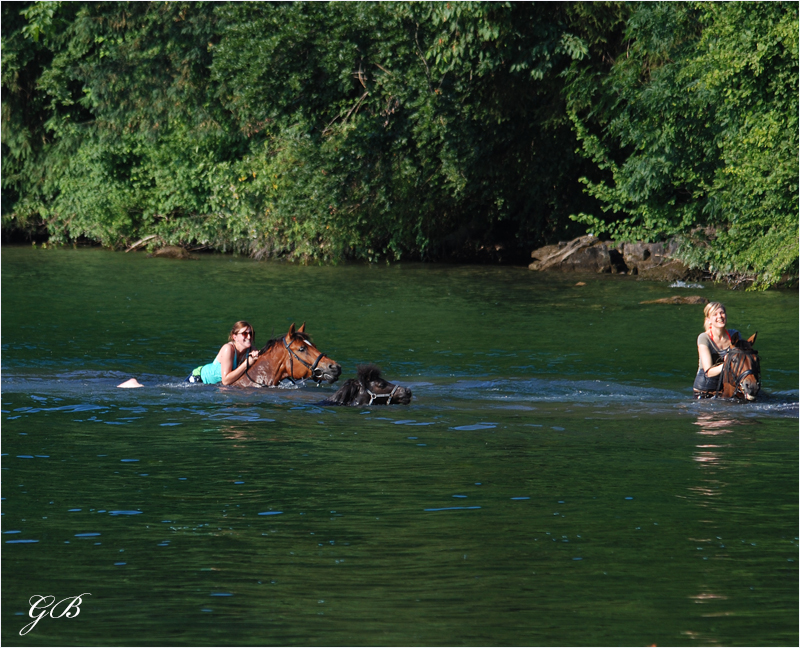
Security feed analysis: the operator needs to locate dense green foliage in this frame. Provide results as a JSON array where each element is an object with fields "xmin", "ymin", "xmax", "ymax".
[
  {"xmin": 2, "ymin": 2, "xmax": 797, "ymax": 286},
  {"xmin": 566, "ymin": 2, "xmax": 798, "ymax": 288}
]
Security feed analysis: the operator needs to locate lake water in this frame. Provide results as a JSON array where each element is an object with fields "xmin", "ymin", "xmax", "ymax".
[{"xmin": 2, "ymin": 247, "xmax": 797, "ymax": 646}]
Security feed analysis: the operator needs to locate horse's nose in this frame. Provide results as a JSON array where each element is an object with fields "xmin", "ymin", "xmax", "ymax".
[
  {"xmin": 313, "ymin": 360, "xmax": 341, "ymax": 382},
  {"xmin": 742, "ymin": 382, "xmax": 760, "ymax": 398}
]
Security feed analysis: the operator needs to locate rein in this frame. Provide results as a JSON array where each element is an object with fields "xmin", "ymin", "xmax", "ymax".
[
  {"xmin": 240, "ymin": 347, "xmax": 266, "ymax": 385},
  {"xmin": 240, "ymin": 336, "xmax": 328, "ymax": 386},
  {"xmin": 715, "ymin": 347, "xmax": 760, "ymax": 398},
  {"xmin": 700, "ymin": 347, "xmax": 761, "ymax": 398},
  {"xmin": 366, "ymin": 384, "xmax": 400, "ymax": 405}
]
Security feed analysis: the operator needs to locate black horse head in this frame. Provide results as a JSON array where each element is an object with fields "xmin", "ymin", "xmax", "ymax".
[{"xmin": 322, "ymin": 364, "xmax": 412, "ymax": 406}]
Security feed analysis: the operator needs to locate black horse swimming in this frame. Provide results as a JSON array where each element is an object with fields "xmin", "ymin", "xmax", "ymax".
[{"xmin": 322, "ymin": 364, "xmax": 412, "ymax": 406}]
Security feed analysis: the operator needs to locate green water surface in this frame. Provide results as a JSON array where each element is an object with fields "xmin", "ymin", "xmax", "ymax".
[{"xmin": 2, "ymin": 247, "xmax": 797, "ymax": 646}]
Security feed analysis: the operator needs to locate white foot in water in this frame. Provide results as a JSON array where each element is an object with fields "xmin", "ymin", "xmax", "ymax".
[{"xmin": 117, "ymin": 378, "xmax": 144, "ymax": 389}]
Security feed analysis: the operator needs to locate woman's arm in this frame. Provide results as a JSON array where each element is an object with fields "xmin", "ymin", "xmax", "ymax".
[
  {"xmin": 698, "ymin": 343, "xmax": 723, "ymax": 377},
  {"xmin": 219, "ymin": 345, "xmax": 260, "ymax": 385}
]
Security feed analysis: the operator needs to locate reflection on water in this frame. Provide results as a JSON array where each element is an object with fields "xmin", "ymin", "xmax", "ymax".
[
  {"xmin": 693, "ymin": 413, "xmax": 740, "ymax": 435},
  {"xmin": 221, "ymin": 425, "xmax": 258, "ymax": 445},
  {"xmin": 691, "ymin": 418, "xmax": 734, "ymax": 479},
  {"xmin": 690, "ymin": 414, "xmax": 733, "ymax": 504},
  {"xmin": 2, "ymin": 248, "xmax": 797, "ymax": 646},
  {"xmin": 683, "ymin": 413, "xmax": 769, "ymax": 647}
]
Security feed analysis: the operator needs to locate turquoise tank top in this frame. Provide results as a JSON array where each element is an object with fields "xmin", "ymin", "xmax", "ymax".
[{"xmin": 200, "ymin": 347, "xmax": 239, "ymax": 384}]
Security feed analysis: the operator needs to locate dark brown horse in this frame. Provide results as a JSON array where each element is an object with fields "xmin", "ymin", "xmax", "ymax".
[
  {"xmin": 234, "ymin": 323, "xmax": 341, "ymax": 387},
  {"xmin": 322, "ymin": 364, "xmax": 412, "ymax": 406},
  {"xmin": 718, "ymin": 332, "xmax": 760, "ymax": 400}
]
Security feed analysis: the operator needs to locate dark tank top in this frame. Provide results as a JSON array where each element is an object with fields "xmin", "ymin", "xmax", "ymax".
[{"xmin": 697, "ymin": 329, "xmax": 739, "ymax": 368}]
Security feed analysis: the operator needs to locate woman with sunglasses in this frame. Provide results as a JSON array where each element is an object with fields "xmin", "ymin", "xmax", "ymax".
[{"xmin": 187, "ymin": 321, "xmax": 260, "ymax": 385}]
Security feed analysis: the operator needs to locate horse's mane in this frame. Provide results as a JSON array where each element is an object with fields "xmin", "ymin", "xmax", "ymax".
[
  {"xmin": 321, "ymin": 365, "xmax": 384, "ymax": 406},
  {"xmin": 356, "ymin": 364, "xmax": 383, "ymax": 385},
  {"xmin": 259, "ymin": 331, "xmax": 312, "ymax": 355},
  {"xmin": 321, "ymin": 378, "xmax": 360, "ymax": 405}
]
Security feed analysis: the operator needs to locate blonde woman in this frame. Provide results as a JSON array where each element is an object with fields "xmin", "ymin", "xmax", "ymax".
[
  {"xmin": 693, "ymin": 302, "xmax": 739, "ymax": 397},
  {"xmin": 187, "ymin": 321, "xmax": 260, "ymax": 385}
]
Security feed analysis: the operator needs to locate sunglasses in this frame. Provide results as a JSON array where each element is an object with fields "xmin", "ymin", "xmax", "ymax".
[{"xmin": 237, "ymin": 330, "xmax": 253, "ymax": 338}]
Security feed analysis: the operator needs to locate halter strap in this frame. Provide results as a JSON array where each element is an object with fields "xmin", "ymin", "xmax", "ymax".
[{"xmin": 366, "ymin": 384, "xmax": 400, "ymax": 405}]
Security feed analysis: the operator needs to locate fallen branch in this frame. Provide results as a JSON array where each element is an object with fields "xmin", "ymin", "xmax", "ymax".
[{"xmin": 125, "ymin": 234, "xmax": 160, "ymax": 252}]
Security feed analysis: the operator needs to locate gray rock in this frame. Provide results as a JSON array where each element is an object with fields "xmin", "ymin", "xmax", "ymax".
[
  {"xmin": 637, "ymin": 260, "xmax": 694, "ymax": 281},
  {"xmin": 530, "ymin": 235, "xmax": 696, "ymax": 280},
  {"xmin": 621, "ymin": 240, "xmax": 680, "ymax": 274},
  {"xmin": 529, "ymin": 235, "xmax": 615, "ymax": 273}
]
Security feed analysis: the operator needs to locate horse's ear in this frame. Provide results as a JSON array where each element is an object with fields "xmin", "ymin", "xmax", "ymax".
[
  {"xmin": 298, "ymin": 322, "xmax": 306, "ymax": 333},
  {"xmin": 748, "ymin": 332, "xmax": 757, "ymax": 345},
  {"xmin": 288, "ymin": 323, "xmax": 296, "ymax": 338}
]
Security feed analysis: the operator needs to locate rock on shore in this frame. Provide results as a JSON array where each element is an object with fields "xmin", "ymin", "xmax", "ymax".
[
  {"xmin": 148, "ymin": 246, "xmax": 197, "ymax": 260},
  {"xmin": 639, "ymin": 295, "xmax": 708, "ymax": 305},
  {"xmin": 529, "ymin": 235, "xmax": 696, "ymax": 281}
]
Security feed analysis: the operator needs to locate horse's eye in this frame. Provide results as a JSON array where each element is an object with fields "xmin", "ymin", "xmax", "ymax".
[{"xmin": 298, "ymin": 345, "xmax": 306, "ymax": 352}]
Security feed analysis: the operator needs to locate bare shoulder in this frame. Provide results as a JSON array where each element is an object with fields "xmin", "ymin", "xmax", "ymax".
[{"xmin": 215, "ymin": 342, "xmax": 235, "ymax": 363}]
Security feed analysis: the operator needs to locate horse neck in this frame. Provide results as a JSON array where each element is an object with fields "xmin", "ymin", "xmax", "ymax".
[{"xmin": 253, "ymin": 344, "xmax": 293, "ymax": 386}]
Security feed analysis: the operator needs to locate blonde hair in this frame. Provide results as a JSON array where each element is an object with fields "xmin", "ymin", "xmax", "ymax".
[{"xmin": 228, "ymin": 320, "xmax": 255, "ymax": 343}]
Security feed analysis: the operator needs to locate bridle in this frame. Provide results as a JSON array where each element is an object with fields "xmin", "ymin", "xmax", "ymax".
[
  {"xmin": 239, "ymin": 330, "xmax": 335, "ymax": 387},
  {"xmin": 282, "ymin": 336, "xmax": 329, "ymax": 383},
  {"xmin": 366, "ymin": 384, "xmax": 400, "ymax": 405},
  {"xmin": 718, "ymin": 347, "xmax": 761, "ymax": 398}
]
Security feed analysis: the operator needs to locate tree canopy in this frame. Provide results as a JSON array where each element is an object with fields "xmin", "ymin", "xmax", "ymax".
[
  {"xmin": 565, "ymin": 2, "xmax": 798, "ymax": 288},
  {"xmin": 2, "ymin": 2, "xmax": 797, "ymax": 287}
]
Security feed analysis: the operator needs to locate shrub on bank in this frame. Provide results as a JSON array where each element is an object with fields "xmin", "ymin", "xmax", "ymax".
[{"xmin": 2, "ymin": 2, "xmax": 796, "ymax": 287}]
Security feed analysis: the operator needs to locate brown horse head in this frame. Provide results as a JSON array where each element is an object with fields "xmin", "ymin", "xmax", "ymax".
[
  {"xmin": 322, "ymin": 364, "xmax": 413, "ymax": 406},
  {"xmin": 721, "ymin": 332, "xmax": 760, "ymax": 400},
  {"xmin": 283, "ymin": 322, "xmax": 342, "ymax": 383},
  {"xmin": 237, "ymin": 323, "xmax": 341, "ymax": 387}
]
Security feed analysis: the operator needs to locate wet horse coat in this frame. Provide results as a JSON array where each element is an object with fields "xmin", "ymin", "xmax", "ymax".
[
  {"xmin": 697, "ymin": 332, "xmax": 760, "ymax": 401},
  {"xmin": 234, "ymin": 323, "xmax": 341, "ymax": 387},
  {"xmin": 322, "ymin": 365, "xmax": 412, "ymax": 406},
  {"xmin": 718, "ymin": 333, "xmax": 760, "ymax": 400}
]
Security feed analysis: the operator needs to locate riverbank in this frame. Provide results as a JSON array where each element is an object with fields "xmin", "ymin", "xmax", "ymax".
[
  {"xmin": 3, "ymin": 3, "xmax": 795, "ymax": 292},
  {"xmin": 528, "ymin": 235, "xmax": 799, "ymax": 290},
  {"xmin": 9, "ymin": 236, "xmax": 797, "ymax": 291}
]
